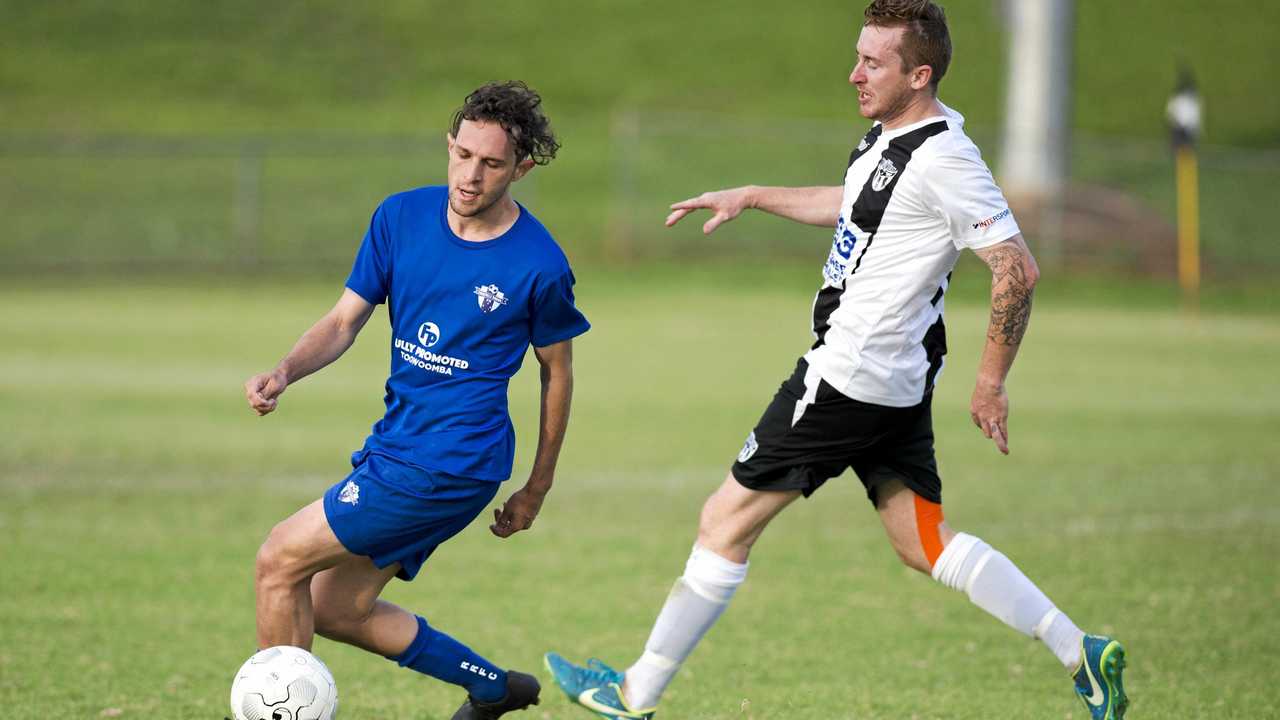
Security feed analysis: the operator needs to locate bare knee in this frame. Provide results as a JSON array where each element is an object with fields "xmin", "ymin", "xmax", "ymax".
[
  {"xmin": 694, "ymin": 475, "xmax": 798, "ymax": 563},
  {"xmin": 255, "ymin": 524, "xmax": 309, "ymax": 592}
]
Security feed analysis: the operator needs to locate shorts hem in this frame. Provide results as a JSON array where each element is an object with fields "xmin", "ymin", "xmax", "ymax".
[
  {"xmin": 856, "ymin": 466, "xmax": 942, "ymax": 506},
  {"xmin": 731, "ymin": 464, "xmax": 831, "ymax": 499}
]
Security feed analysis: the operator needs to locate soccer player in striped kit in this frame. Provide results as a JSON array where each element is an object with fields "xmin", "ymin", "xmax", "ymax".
[{"xmin": 547, "ymin": 2, "xmax": 1127, "ymax": 719}]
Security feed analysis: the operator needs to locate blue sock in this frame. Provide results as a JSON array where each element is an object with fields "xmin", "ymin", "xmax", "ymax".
[{"xmin": 389, "ymin": 615, "xmax": 508, "ymax": 702}]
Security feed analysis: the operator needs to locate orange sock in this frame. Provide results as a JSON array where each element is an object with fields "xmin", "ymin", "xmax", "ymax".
[{"xmin": 913, "ymin": 494, "xmax": 945, "ymax": 568}]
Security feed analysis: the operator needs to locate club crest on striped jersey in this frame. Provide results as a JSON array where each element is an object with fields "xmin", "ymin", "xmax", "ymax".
[
  {"xmin": 871, "ymin": 157, "xmax": 899, "ymax": 191},
  {"xmin": 474, "ymin": 284, "xmax": 509, "ymax": 313}
]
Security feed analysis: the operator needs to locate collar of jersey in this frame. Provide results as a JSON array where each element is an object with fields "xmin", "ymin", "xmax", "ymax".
[
  {"xmin": 439, "ymin": 195, "xmax": 527, "ymax": 250},
  {"xmin": 874, "ymin": 101, "xmax": 962, "ymax": 139}
]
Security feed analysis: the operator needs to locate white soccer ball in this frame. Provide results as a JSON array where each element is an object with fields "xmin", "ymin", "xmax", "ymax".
[{"xmin": 229, "ymin": 646, "xmax": 338, "ymax": 720}]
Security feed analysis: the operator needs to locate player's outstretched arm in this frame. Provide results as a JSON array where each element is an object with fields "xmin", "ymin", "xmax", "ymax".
[
  {"xmin": 666, "ymin": 185, "xmax": 843, "ymax": 234},
  {"xmin": 970, "ymin": 234, "xmax": 1039, "ymax": 455},
  {"xmin": 244, "ymin": 288, "xmax": 376, "ymax": 416},
  {"xmin": 490, "ymin": 338, "xmax": 574, "ymax": 538}
]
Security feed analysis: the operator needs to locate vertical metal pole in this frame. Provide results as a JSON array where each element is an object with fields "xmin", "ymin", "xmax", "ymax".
[
  {"xmin": 1168, "ymin": 67, "xmax": 1202, "ymax": 310},
  {"xmin": 1000, "ymin": 0, "xmax": 1073, "ymax": 269},
  {"xmin": 1175, "ymin": 145, "xmax": 1201, "ymax": 305}
]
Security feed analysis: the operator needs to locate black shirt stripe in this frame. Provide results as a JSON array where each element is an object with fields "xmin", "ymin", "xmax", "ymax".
[
  {"xmin": 922, "ymin": 314, "xmax": 947, "ymax": 395},
  {"xmin": 810, "ymin": 283, "xmax": 845, "ymax": 350},
  {"xmin": 847, "ymin": 121, "xmax": 948, "ymax": 274},
  {"xmin": 846, "ymin": 125, "xmax": 883, "ymax": 170},
  {"xmin": 812, "ymin": 120, "xmax": 949, "ymax": 351}
]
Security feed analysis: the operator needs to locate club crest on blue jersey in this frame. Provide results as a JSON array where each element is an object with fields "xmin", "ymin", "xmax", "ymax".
[
  {"xmin": 417, "ymin": 321, "xmax": 441, "ymax": 347},
  {"xmin": 871, "ymin": 157, "xmax": 899, "ymax": 191},
  {"xmin": 474, "ymin": 284, "xmax": 509, "ymax": 314}
]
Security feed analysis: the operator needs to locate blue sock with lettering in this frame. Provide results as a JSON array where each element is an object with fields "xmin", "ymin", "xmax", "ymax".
[{"xmin": 389, "ymin": 615, "xmax": 508, "ymax": 702}]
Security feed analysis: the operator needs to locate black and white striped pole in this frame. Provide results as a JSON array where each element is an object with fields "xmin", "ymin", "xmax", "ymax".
[{"xmin": 1167, "ymin": 68, "xmax": 1201, "ymax": 307}]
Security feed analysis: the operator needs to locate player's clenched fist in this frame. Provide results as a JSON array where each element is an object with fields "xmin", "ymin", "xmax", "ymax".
[
  {"xmin": 489, "ymin": 486, "xmax": 546, "ymax": 538},
  {"xmin": 245, "ymin": 369, "xmax": 288, "ymax": 416}
]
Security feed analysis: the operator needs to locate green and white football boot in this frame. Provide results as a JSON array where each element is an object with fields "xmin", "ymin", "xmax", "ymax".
[{"xmin": 1072, "ymin": 634, "xmax": 1128, "ymax": 719}]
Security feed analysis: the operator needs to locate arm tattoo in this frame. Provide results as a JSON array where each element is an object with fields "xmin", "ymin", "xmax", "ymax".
[{"xmin": 982, "ymin": 245, "xmax": 1034, "ymax": 346}]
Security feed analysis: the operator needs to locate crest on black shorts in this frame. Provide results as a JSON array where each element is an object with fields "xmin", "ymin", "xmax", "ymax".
[
  {"xmin": 474, "ymin": 284, "xmax": 509, "ymax": 313},
  {"xmin": 737, "ymin": 432, "xmax": 759, "ymax": 463}
]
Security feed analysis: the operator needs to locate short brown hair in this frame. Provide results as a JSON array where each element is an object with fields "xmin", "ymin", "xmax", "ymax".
[
  {"xmin": 863, "ymin": 0, "xmax": 952, "ymax": 91},
  {"xmin": 450, "ymin": 81, "xmax": 560, "ymax": 165}
]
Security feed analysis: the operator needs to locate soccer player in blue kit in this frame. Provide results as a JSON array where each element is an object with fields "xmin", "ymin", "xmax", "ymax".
[{"xmin": 243, "ymin": 81, "xmax": 588, "ymax": 719}]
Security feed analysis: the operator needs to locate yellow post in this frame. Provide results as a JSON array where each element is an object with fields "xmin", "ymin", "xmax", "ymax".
[{"xmin": 1175, "ymin": 144, "xmax": 1200, "ymax": 306}]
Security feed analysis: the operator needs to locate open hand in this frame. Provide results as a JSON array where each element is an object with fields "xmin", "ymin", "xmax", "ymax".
[{"xmin": 665, "ymin": 188, "xmax": 754, "ymax": 235}]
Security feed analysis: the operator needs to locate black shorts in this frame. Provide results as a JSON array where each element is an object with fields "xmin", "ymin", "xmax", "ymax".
[{"xmin": 731, "ymin": 358, "xmax": 941, "ymax": 506}]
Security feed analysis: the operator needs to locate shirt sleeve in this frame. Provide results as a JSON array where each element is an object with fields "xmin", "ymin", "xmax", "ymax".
[
  {"xmin": 922, "ymin": 148, "xmax": 1021, "ymax": 251},
  {"xmin": 345, "ymin": 199, "xmax": 395, "ymax": 305},
  {"xmin": 529, "ymin": 269, "xmax": 591, "ymax": 347}
]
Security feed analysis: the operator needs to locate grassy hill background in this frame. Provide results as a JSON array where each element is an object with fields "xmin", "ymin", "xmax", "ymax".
[
  {"xmin": 1, "ymin": 0, "xmax": 1277, "ymax": 278},
  {"xmin": 3, "ymin": 0, "xmax": 1276, "ymax": 141}
]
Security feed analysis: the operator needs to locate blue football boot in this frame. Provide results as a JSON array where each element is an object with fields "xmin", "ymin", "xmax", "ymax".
[
  {"xmin": 544, "ymin": 653, "xmax": 655, "ymax": 719},
  {"xmin": 544, "ymin": 653, "xmax": 623, "ymax": 701},
  {"xmin": 1072, "ymin": 635, "xmax": 1128, "ymax": 719}
]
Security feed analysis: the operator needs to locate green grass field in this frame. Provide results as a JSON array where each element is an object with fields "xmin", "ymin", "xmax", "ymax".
[{"xmin": 2, "ymin": 265, "xmax": 1278, "ymax": 718}]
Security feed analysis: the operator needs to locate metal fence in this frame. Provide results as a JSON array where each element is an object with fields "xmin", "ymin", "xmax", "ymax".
[
  {"xmin": 0, "ymin": 134, "xmax": 450, "ymax": 273},
  {"xmin": 2, "ymin": 119, "xmax": 1276, "ymax": 277},
  {"xmin": 604, "ymin": 111, "xmax": 1280, "ymax": 277}
]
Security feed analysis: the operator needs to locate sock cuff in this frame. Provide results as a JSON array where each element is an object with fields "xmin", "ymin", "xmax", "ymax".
[
  {"xmin": 930, "ymin": 532, "xmax": 987, "ymax": 590},
  {"xmin": 389, "ymin": 615, "xmax": 432, "ymax": 666},
  {"xmin": 930, "ymin": 532, "xmax": 977, "ymax": 583},
  {"xmin": 637, "ymin": 649, "xmax": 681, "ymax": 671},
  {"xmin": 683, "ymin": 544, "xmax": 748, "ymax": 602}
]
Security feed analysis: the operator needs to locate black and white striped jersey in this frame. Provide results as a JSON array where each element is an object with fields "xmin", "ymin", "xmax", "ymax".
[{"xmin": 805, "ymin": 103, "xmax": 1020, "ymax": 407}]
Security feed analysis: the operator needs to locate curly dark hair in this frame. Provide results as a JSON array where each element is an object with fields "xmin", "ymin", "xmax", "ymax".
[
  {"xmin": 449, "ymin": 81, "xmax": 560, "ymax": 166},
  {"xmin": 863, "ymin": 0, "xmax": 952, "ymax": 91}
]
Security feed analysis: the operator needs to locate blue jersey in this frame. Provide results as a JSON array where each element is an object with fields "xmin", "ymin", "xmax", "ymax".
[{"xmin": 345, "ymin": 185, "xmax": 590, "ymax": 481}]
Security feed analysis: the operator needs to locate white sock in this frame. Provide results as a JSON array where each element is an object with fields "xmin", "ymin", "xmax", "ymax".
[
  {"xmin": 624, "ymin": 544, "xmax": 748, "ymax": 709},
  {"xmin": 932, "ymin": 533, "xmax": 1084, "ymax": 670}
]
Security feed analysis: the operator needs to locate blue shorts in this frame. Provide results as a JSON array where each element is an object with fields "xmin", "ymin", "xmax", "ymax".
[{"xmin": 322, "ymin": 451, "xmax": 501, "ymax": 581}]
